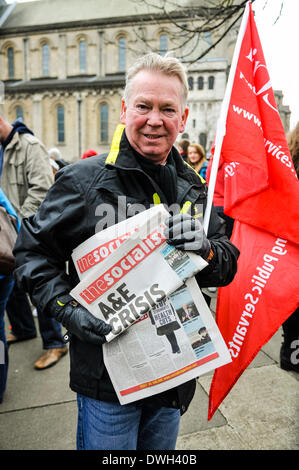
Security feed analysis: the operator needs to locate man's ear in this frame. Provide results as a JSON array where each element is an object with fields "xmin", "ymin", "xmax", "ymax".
[
  {"xmin": 120, "ymin": 99, "xmax": 127, "ymax": 124},
  {"xmin": 179, "ymin": 107, "xmax": 189, "ymax": 134}
]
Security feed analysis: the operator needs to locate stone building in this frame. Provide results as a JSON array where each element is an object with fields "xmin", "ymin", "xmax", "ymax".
[
  {"xmin": 274, "ymin": 90, "xmax": 291, "ymax": 133},
  {"xmin": 0, "ymin": 0, "xmax": 254, "ymax": 161}
]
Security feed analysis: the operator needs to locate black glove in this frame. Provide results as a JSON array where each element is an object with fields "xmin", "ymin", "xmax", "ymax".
[
  {"xmin": 164, "ymin": 213, "xmax": 211, "ymax": 260},
  {"xmin": 48, "ymin": 294, "xmax": 112, "ymax": 345}
]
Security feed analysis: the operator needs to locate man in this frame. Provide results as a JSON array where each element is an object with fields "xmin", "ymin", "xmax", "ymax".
[
  {"xmin": 14, "ymin": 53, "xmax": 239, "ymax": 450},
  {"xmin": 0, "ymin": 116, "xmax": 68, "ymax": 369}
]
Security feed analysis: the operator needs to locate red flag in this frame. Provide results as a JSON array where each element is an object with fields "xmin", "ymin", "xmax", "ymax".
[
  {"xmin": 208, "ymin": 223, "xmax": 299, "ymax": 420},
  {"xmin": 219, "ymin": 2, "xmax": 298, "ymax": 245},
  {"xmin": 208, "ymin": 2, "xmax": 299, "ymax": 420}
]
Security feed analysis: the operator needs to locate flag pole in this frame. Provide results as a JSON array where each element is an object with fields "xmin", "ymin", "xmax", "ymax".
[{"xmin": 203, "ymin": 1, "xmax": 251, "ymax": 234}]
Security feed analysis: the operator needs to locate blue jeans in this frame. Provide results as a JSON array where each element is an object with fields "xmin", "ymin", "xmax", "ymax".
[
  {"xmin": 76, "ymin": 394, "xmax": 181, "ymax": 450},
  {"xmin": 6, "ymin": 283, "xmax": 65, "ymax": 349},
  {"xmin": 0, "ymin": 276, "xmax": 14, "ymax": 403}
]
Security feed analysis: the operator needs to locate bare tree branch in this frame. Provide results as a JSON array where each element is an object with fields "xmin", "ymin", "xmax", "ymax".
[
  {"xmin": 127, "ymin": 0, "xmax": 252, "ymax": 63},
  {"xmin": 126, "ymin": 0, "xmax": 285, "ymax": 64}
]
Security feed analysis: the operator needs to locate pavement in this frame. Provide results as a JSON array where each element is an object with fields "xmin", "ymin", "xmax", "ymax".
[{"xmin": 0, "ymin": 290, "xmax": 298, "ymax": 451}]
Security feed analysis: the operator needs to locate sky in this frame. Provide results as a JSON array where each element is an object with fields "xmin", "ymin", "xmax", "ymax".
[
  {"xmin": 5, "ymin": 0, "xmax": 298, "ymax": 130},
  {"xmin": 252, "ymin": 0, "xmax": 299, "ymax": 130}
]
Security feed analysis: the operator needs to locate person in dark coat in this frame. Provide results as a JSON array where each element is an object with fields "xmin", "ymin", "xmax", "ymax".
[
  {"xmin": 280, "ymin": 122, "xmax": 299, "ymax": 373},
  {"xmin": 13, "ymin": 53, "xmax": 239, "ymax": 450}
]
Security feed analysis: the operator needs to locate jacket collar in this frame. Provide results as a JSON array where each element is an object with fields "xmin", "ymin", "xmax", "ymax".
[
  {"xmin": 5, "ymin": 132, "xmax": 22, "ymax": 151},
  {"xmin": 3, "ymin": 120, "xmax": 34, "ymax": 152}
]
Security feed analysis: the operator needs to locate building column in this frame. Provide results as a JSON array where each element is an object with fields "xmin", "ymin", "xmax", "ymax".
[
  {"xmin": 59, "ymin": 33, "xmax": 67, "ymax": 79},
  {"xmin": 32, "ymin": 94, "xmax": 43, "ymax": 140},
  {"xmin": 98, "ymin": 30, "xmax": 105, "ymax": 76},
  {"xmin": 23, "ymin": 37, "xmax": 29, "ymax": 81}
]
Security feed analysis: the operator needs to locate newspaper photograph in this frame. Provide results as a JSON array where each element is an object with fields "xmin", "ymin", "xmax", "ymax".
[{"xmin": 71, "ymin": 205, "xmax": 207, "ymax": 342}]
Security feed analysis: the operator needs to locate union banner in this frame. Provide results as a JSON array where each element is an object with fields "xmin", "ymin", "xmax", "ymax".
[{"xmin": 207, "ymin": 1, "xmax": 299, "ymax": 420}]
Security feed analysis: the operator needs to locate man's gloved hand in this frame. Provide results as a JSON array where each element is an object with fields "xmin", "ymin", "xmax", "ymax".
[
  {"xmin": 48, "ymin": 294, "xmax": 112, "ymax": 345},
  {"xmin": 164, "ymin": 213, "xmax": 211, "ymax": 260}
]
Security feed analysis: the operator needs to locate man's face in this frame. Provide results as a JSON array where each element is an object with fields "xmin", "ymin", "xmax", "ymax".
[
  {"xmin": 120, "ymin": 70, "xmax": 189, "ymax": 164},
  {"xmin": 0, "ymin": 118, "xmax": 5, "ymax": 142},
  {"xmin": 0, "ymin": 117, "xmax": 12, "ymax": 143}
]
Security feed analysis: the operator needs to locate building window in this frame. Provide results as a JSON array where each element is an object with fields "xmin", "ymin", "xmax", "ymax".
[
  {"xmin": 203, "ymin": 31, "xmax": 212, "ymax": 45},
  {"xmin": 42, "ymin": 43, "xmax": 50, "ymax": 76},
  {"xmin": 208, "ymin": 76, "xmax": 215, "ymax": 90},
  {"xmin": 159, "ymin": 34, "xmax": 168, "ymax": 56},
  {"xmin": 16, "ymin": 106, "xmax": 24, "ymax": 122},
  {"xmin": 57, "ymin": 105, "xmax": 65, "ymax": 143},
  {"xmin": 79, "ymin": 40, "xmax": 87, "ymax": 74},
  {"xmin": 199, "ymin": 132, "xmax": 207, "ymax": 150},
  {"xmin": 118, "ymin": 37, "xmax": 126, "ymax": 72},
  {"xmin": 188, "ymin": 76, "xmax": 194, "ymax": 91},
  {"xmin": 100, "ymin": 103, "xmax": 109, "ymax": 142},
  {"xmin": 7, "ymin": 47, "xmax": 14, "ymax": 78},
  {"xmin": 198, "ymin": 76, "xmax": 204, "ymax": 90}
]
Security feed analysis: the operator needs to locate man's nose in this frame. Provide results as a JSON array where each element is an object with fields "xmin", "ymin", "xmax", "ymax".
[{"xmin": 147, "ymin": 109, "xmax": 163, "ymax": 126}]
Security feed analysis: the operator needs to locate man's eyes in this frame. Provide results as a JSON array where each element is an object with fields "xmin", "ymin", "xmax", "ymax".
[
  {"xmin": 135, "ymin": 104, "xmax": 176, "ymax": 114},
  {"xmin": 136, "ymin": 104, "xmax": 149, "ymax": 111},
  {"xmin": 164, "ymin": 108, "xmax": 175, "ymax": 114}
]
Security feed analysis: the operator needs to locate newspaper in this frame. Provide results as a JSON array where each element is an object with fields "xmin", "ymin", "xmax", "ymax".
[
  {"xmin": 71, "ymin": 205, "xmax": 231, "ymax": 404},
  {"xmin": 71, "ymin": 205, "xmax": 207, "ymax": 342}
]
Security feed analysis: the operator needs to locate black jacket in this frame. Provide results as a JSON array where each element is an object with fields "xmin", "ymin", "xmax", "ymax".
[{"xmin": 14, "ymin": 129, "xmax": 239, "ymax": 414}]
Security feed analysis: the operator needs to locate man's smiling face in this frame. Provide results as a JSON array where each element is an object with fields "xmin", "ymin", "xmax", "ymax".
[{"xmin": 120, "ymin": 69, "xmax": 189, "ymax": 164}]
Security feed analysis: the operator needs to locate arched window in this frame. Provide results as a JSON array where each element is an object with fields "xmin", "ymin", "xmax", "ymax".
[
  {"xmin": 198, "ymin": 76, "xmax": 204, "ymax": 90},
  {"xmin": 100, "ymin": 103, "xmax": 109, "ymax": 142},
  {"xmin": 188, "ymin": 76, "xmax": 194, "ymax": 91},
  {"xmin": 203, "ymin": 31, "xmax": 212, "ymax": 45},
  {"xmin": 79, "ymin": 40, "xmax": 87, "ymax": 74},
  {"xmin": 159, "ymin": 34, "xmax": 168, "ymax": 56},
  {"xmin": 118, "ymin": 37, "xmax": 126, "ymax": 72},
  {"xmin": 208, "ymin": 75, "xmax": 215, "ymax": 90},
  {"xmin": 7, "ymin": 47, "xmax": 14, "ymax": 78},
  {"xmin": 57, "ymin": 105, "xmax": 65, "ymax": 143},
  {"xmin": 16, "ymin": 106, "xmax": 24, "ymax": 122},
  {"xmin": 42, "ymin": 43, "xmax": 50, "ymax": 76}
]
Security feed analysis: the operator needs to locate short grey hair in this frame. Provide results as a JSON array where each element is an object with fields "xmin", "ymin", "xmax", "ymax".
[
  {"xmin": 48, "ymin": 147, "xmax": 62, "ymax": 160},
  {"xmin": 123, "ymin": 52, "xmax": 189, "ymax": 110}
]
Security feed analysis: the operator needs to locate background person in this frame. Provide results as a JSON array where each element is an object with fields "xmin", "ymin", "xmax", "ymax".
[
  {"xmin": 0, "ymin": 116, "xmax": 68, "ymax": 370},
  {"xmin": 81, "ymin": 149, "xmax": 98, "ymax": 160},
  {"xmin": 177, "ymin": 138, "xmax": 190, "ymax": 162},
  {"xmin": 0, "ymin": 188, "xmax": 20, "ymax": 404},
  {"xmin": 48, "ymin": 147, "xmax": 69, "ymax": 169},
  {"xmin": 187, "ymin": 143, "xmax": 208, "ymax": 180},
  {"xmin": 280, "ymin": 122, "xmax": 299, "ymax": 373}
]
